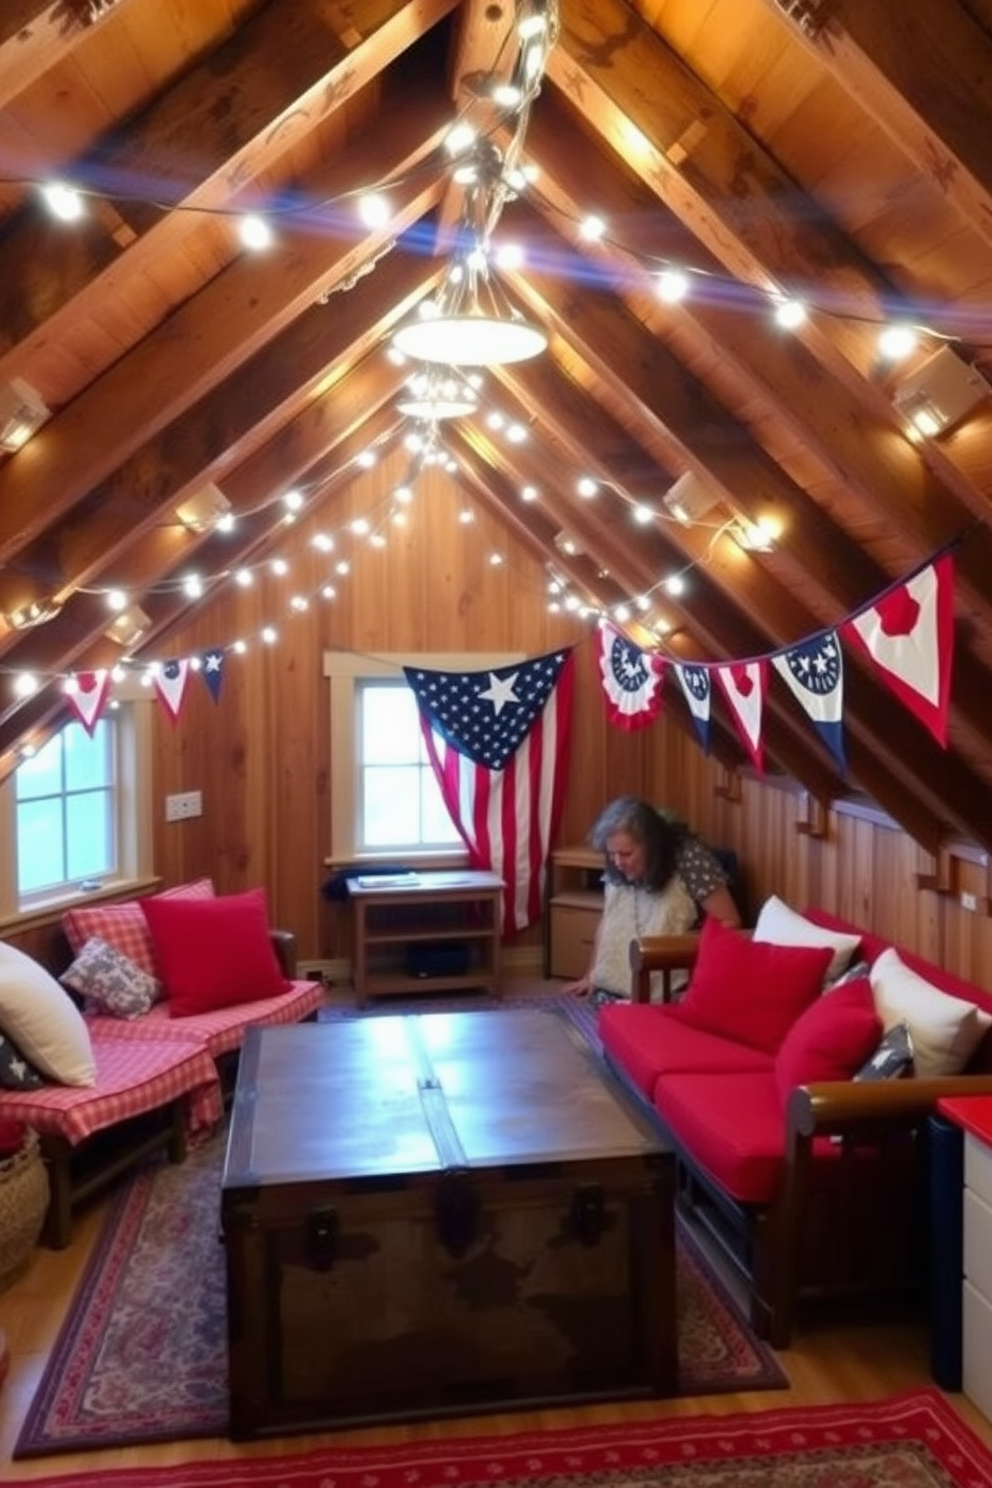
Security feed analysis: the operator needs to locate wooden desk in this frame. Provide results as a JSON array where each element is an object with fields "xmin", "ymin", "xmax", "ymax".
[{"xmin": 346, "ymin": 869, "xmax": 504, "ymax": 1005}]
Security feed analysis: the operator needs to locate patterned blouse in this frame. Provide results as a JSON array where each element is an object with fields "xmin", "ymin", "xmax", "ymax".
[{"xmin": 590, "ymin": 836, "xmax": 728, "ymax": 999}]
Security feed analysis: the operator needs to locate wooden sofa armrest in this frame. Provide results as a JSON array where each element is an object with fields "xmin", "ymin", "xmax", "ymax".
[
  {"xmin": 787, "ymin": 1073, "xmax": 992, "ymax": 1138},
  {"xmin": 269, "ymin": 929, "xmax": 297, "ymax": 978},
  {"xmin": 629, "ymin": 933, "xmax": 700, "ymax": 1004}
]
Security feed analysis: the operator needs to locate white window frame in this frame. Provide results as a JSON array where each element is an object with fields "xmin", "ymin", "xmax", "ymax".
[
  {"xmin": 323, "ymin": 650, "xmax": 522, "ymax": 868},
  {"xmin": 0, "ymin": 699, "xmax": 155, "ymax": 929}
]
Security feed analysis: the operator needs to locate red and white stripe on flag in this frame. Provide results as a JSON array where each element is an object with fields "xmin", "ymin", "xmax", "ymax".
[
  {"xmin": 66, "ymin": 670, "xmax": 112, "ymax": 736},
  {"xmin": 840, "ymin": 552, "xmax": 955, "ymax": 748},
  {"xmin": 714, "ymin": 659, "xmax": 768, "ymax": 772},
  {"xmin": 421, "ymin": 653, "xmax": 575, "ymax": 934}
]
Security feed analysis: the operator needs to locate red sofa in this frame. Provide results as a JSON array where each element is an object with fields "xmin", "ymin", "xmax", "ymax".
[{"xmin": 598, "ymin": 909, "xmax": 992, "ymax": 1347}]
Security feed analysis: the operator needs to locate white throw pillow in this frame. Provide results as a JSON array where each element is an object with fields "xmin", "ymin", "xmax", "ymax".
[
  {"xmin": 0, "ymin": 941, "xmax": 96, "ymax": 1086},
  {"xmin": 752, "ymin": 895, "xmax": 862, "ymax": 983},
  {"xmin": 869, "ymin": 947, "xmax": 992, "ymax": 1079}
]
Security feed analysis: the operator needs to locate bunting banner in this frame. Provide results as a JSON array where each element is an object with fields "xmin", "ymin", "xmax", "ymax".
[
  {"xmin": 772, "ymin": 630, "xmax": 846, "ymax": 775},
  {"xmin": 840, "ymin": 552, "xmax": 954, "ymax": 748},
  {"xmin": 66, "ymin": 670, "xmax": 112, "ymax": 737},
  {"xmin": 200, "ymin": 648, "xmax": 225, "ymax": 703},
  {"xmin": 594, "ymin": 545, "xmax": 957, "ymax": 774},
  {"xmin": 595, "ymin": 619, "xmax": 665, "ymax": 731},
  {"xmin": 714, "ymin": 659, "xmax": 768, "ymax": 772},
  {"xmin": 672, "ymin": 663, "xmax": 712, "ymax": 755},
  {"xmin": 153, "ymin": 658, "xmax": 191, "ymax": 724}
]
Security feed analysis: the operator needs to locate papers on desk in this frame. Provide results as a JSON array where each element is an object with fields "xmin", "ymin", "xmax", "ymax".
[{"xmin": 354, "ymin": 872, "xmax": 419, "ymax": 888}]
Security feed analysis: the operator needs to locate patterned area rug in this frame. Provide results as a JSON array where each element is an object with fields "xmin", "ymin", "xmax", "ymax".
[
  {"xmin": 16, "ymin": 998, "xmax": 786, "ymax": 1459},
  {"xmin": 14, "ymin": 1391, "xmax": 992, "ymax": 1488}
]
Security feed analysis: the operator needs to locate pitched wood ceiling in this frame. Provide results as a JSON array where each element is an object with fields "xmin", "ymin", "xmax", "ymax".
[{"xmin": 2, "ymin": 0, "xmax": 992, "ymax": 856}]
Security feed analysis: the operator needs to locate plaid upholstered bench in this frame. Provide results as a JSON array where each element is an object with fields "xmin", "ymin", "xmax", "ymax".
[{"xmin": 0, "ymin": 1034, "xmax": 222, "ymax": 1247}]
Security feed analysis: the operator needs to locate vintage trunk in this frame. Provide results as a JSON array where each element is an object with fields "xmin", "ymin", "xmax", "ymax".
[{"xmin": 221, "ymin": 1008, "xmax": 676, "ymax": 1438}]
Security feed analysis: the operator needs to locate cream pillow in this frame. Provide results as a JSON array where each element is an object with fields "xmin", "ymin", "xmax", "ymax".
[
  {"xmin": 869, "ymin": 947, "xmax": 992, "ymax": 1079},
  {"xmin": 0, "ymin": 941, "xmax": 96, "ymax": 1086},
  {"xmin": 753, "ymin": 895, "xmax": 862, "ymax": 983}
]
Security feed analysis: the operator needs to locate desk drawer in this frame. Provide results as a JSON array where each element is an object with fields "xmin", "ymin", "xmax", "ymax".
[
  {"xmin": 549, "ymin": 902, "xmax": 601, "ymax": 980},
  {"xmin": 964, "ymin": 1187, "xmax": 992, "ymax": 1300},
  {"xmin": 965, "ymin": 1132, "xmax": 992, "ymax": 1208},
  {"xmin": 964, "ymin": 1278, "xmax": 992, "ymax": 1424}
]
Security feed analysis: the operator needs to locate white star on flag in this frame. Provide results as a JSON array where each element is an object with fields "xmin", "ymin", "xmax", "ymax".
[{"xmin": 478, "ymin": 671, "xmax": 520, "ymax": 715}]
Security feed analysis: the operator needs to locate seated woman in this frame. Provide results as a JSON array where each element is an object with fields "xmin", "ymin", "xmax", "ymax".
[{"xmin": 563, "ymin": 796, "xmax": 741, "ymax": 1005}]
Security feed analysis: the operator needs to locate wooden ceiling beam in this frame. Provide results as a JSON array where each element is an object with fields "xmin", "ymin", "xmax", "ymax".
[
  {"xmin": 0, "ymin": 2, "xmax": 84, "ymax": 109},
  {"xmin": 774, "ymin": 0, "xmax": 992, "ymax": 252},
  {"xmin": 485, "ymin": 299, "xmax": 992, "ymax": 850},
  {"xmin": 0, "ymin": 103, "xmax": 450, "ymax": 565},
  {"xmin": 502, "ymin": 212, "xmax": 992, "ymax": 757},
  {"xmin": 0, "ymin": 0, "xmax": 457, "ymax": 378},
  {"xmin": 521, "ymin": 97, "xmax": 992, "ymax": 627},
  {"xmin": 0, "ymin": 249, "xmax": 436, "ymax": 689}
]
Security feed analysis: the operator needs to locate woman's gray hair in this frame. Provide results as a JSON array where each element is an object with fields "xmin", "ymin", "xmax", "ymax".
[{"xmin": 588, "ymin": 796, "xmax": 685, "ymax": 890}]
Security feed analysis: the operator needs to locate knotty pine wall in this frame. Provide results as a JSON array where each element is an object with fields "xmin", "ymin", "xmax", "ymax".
[{"xmin": 141, "ymin": 454, "xmax": 992, "ymax": 990}]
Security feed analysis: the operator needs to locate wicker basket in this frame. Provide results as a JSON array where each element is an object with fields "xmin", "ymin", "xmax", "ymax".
[{"xmin": 0, "ymin": 1129, "xmax": 49, "ymax": 1281}]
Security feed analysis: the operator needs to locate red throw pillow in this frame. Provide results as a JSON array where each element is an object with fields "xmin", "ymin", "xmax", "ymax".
[
  {"xmin": 774, "ymin": 977, "xmax": 882, "ymax": 1107},
  {"xmin": 670, "ymin": 916, "xmax": 833, "ymax": 1055},
  {"xmin": 141, "ymin": 888, "xmax": 288, "ymax": 1017}
]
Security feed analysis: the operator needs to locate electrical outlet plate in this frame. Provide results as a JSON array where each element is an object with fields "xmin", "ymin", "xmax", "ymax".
[
  {"xmin": 165, "ymin": 790, "xmax": 202, "ymax": 822},
  {"xmin": 961, "ymin": 891, "xmax": 979, "ymax": 913}
]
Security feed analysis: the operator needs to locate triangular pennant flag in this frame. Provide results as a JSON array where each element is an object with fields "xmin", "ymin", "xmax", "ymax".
[
  {"xmin": 200, "ymin": 647, "xmax": 225, "ymax": 703},
  {"xmin": 66, "ymin": 670, "xmax": 112, "ymax": 737},
  {"xmin": 840, "ymin": 552, "xmax": 955, "ymax": 747},
  {"xmin": 772, "ymin": 630, "xmax": 846, "ymax": 775},
  {"xmin": 595, "ymin": 620, "xmax": 665, "ymax": 731},
  {"xmin": 673, "ymin": 663, "xmax": 712, "ymax": 755},
  {"xmin": 715, "ymin": 659, "xmax": 768, "ymax": 771},
  {"xmin": 154, "ymin": 658, "xmax": 191, "ymax": 724}
]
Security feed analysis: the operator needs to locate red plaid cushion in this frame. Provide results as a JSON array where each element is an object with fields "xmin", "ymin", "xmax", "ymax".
[{"xmin": 63, "ymin": 879, "xmax": 215, "ymax": 978}]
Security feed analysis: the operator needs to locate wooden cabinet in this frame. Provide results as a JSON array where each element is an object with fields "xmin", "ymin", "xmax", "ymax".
[
  {"xmin": 963, "ymin": 1132, "xmax": 992, "ymax": 1423},
  {"xmin": 546, "ymin": 846, "xmax": 603, "ymax": 979},
  {"xmin": 346, "ymin": 870, "xmax": 504, "ymax": 1006}
]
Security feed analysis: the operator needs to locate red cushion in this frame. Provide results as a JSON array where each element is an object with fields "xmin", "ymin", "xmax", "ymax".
[
  {"xmin": 600, "ymin": 1003, "xmax": 773, "ymax": 1101},
  {"xmin": 63, "ymin": 879, "xmax": 216, "ymax": 977},
  {"xmin": 652, "ymin": 1072, "xmax": 786, "ymax": 1204},
  {"xmin": 774, "ymin": 978, "xmax": 882, "ymax": 1107},
  {"xmin": 141, "ymin": 889, "xmax": 288, "ymax": 1017},
  {"xmin": 669, "ymin": 916, "xmax": 833, "ymax": 1055}
]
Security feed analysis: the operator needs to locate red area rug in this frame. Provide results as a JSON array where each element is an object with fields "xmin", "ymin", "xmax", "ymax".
[
  {"xmin": 13, "ymin": 1390, "xmax": 992, "ymax": 1488},
  {"xmin": 15, "ymin": 999, "xmax": 785, "ymax": 1458}
]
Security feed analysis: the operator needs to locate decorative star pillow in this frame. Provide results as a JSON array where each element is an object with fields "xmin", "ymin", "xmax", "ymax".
[{"xmin": 0, "ymin": 1029, "xmax": 45, "ymax": 1090}]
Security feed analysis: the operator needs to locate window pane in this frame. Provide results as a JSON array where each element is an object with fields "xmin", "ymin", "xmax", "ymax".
[
  {"xmin": 363, "ymin": 765, "xmax": 421, "ymax": 845},
  {"xmin": 66, "ymin": 792, "xmax": 115, "ymax": 880},
  {"xmin": 421, "ymin": 767, "xmax": 461, "ymax": 844},
  {"xmin": 15, "ymin": 732, "xmax": 63, "ymax": 802},
  {"xmin": 16, "ymin": 799, "xmax": 66, "ymax": 893},
  {"xmin": 65, "ymin": 720, "xmax": 112, "ymax": 791},
  {"xmin": 361, "ymin": 684, "xmax": 421, "ymax": 765}
]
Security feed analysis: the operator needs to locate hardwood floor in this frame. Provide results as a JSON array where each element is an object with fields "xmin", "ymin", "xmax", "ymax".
[{"xmin": 2, "ymin": 980, "xmax": 991, "ymax": 1478}]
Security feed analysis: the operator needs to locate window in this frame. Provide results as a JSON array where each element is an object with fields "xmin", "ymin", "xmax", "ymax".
[
  {"xmin": 324, "ymin": 649, "xmax": 521, "ymax": 865},
  {"xmin": 358, "ymin": 680, "xmax": 461, "ymax": 851},
  {"xmin": 0, "ymin": 698, "xmax": 154, "ymax": 920},
  {"xmin": 16, "ymin": 717, "xmax": 117, "ymax": 899}
]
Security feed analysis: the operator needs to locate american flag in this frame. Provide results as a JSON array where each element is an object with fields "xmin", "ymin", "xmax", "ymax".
[{"xmin": 403, "ymin": 649, "xmax": 575, "ymax": 933}]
